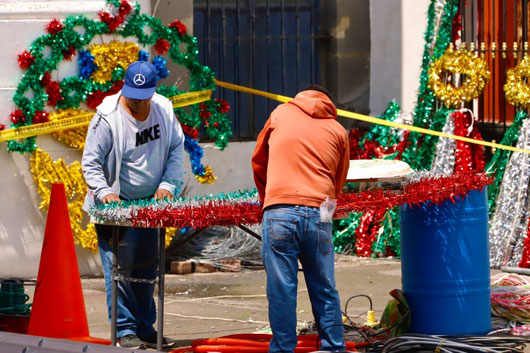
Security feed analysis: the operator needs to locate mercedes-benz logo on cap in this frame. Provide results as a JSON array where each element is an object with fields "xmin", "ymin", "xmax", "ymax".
[{"xmin": 133, "ymin": 73, "xmax": 146, "ymax": 86}]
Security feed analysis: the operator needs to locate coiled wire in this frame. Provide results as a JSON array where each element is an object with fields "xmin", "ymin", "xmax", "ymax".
[
  {"xmin": 367, "ymin": 333, "xmax": 530, "ymax": 353},
  {"xmin": 0, "ymin": 280, "xmax": 32, "ymax": 315}
]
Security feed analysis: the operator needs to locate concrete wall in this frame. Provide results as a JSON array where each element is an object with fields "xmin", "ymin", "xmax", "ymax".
[
  {"xmin": 369, "ymin": 0, "xmax": 429, "ymax": 119},
  {"xmin": 0, "ymin": 0, "xmax": 151, "ymax": 278},
  {"xmin": 320, "ymin": 0, "xmax": 371, "ymax": 130},
  {"xmin": 151, "ymin": 0, "xmax": 193, "ymax": 92}
]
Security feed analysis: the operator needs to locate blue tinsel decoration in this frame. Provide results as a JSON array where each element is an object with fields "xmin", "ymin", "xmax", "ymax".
[
  {"xmin": 152, "ymin": 56, "xmax": 169, "ymax": 79},
  {"xmin": 183, "ymin": 133, "xmax": 205, "ymax": 176},
  {"xmin": 138, "ymin": 50, "xmax": 149, "ymax": 62},
  {"xmin": 78, "ymin": 50, "xmax": 96, "ymax": 79}
]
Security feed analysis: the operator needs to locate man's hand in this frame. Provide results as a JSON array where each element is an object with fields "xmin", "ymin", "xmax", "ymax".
[
  {"xmin": 102, "ymin": 193, "xmax": 121, "ymax": 204},
  {"xmin": 154, "ymin": 188, "xmax": 173, "ymax": 201}
]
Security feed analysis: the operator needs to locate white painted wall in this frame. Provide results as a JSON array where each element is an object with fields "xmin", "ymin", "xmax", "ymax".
[
  {"xmin": 369, "ymin": 0, "xmax": 429, "ymax": 118},
  {"xmin": 0, "ymin": 0, "xmax": 151, "ymax": 277}
]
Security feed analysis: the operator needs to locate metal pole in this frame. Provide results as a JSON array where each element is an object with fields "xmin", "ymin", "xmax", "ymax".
[
  {"xmin": 111, "ymin": 226, "xmax": 119, "ymax": 346},
  {"xmin": 157, "ymin": 228, "xmax": 165, "ymax": 352}
]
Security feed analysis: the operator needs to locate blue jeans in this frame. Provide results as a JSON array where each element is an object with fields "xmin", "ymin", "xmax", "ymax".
[
  {"xmin": 96, "ymin": 224, "xmax": 161, "ymax": 339},
  {"xmin": 261, "ymin": 205, "xmax": 345, "ymax": 353}
]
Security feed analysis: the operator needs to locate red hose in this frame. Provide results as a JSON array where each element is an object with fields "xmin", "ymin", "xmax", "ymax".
[
  {"xmin": 171, "ymin": 333, "xmax": 365, "ymax": 353},
  {"xmin": 193, "ymin": 345, "xmax": 318, "ymax": 353},
  {"xmin": 192, "ymin": 337, "xmax": 321, "ymax": 348}
]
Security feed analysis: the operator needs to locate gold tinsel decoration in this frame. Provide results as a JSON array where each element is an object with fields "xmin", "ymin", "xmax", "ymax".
[
  {"xmin": 89, "ymin": 41, "xmax": 139, "ymax": 83},
  {"xmin": 428, "ymin": 47, "xmax": 490, "ymax": 108},
  {"xmin": 30, "ymin": 148, "xmax": 99, "ymax": 252},
  {"xmin": 31, "ymin": 148, "xmax": 179, "ymax": 251},
  {"xmin": 49, "ymin": 108, "xmax": 90, "ymax": 149},
  {"xmin": 504, "ymin": 55, "xmax": 530, "ymax": 109},
  {"xmin": 196, "ymin": 165, "xmax": 217, "ymax": 184}
]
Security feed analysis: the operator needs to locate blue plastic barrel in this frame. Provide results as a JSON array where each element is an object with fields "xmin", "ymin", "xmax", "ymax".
[{"xmin": 400, "ymin": 188, "xmax": 491, "ymax": 335}]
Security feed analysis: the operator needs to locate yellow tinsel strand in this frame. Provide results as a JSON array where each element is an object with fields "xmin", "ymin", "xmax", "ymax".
[
  {"xmin": 196, "ymin": 165, "xmax": 217, "ymax": 184},
  {"xmin": 90, "ymin": 41, "xmax": 139, "ymax": 83},
  {"xmin": 30, "ymin": 148, "xmax": 99, "ymax": 252},
  {"xmin": 504, "ymin": 55, "xmax": 530, "ymax": 109},
  {"xmin": 165, "ymin": 227, "xmax": 177, "ymax": 248}
]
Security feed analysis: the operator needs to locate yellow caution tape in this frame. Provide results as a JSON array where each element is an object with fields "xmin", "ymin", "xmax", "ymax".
[
  {"xmin": 0, "ymin": 90, "xmax": 213, "ymax": 143},
  {"xmin": 0, "ymin": 113, "xmax": 94, "ymax": 142},
  {"xmin": 170, "ymin": 89, "xmax": 212, "ymax": 107},
  {"xmin": 214, "ymin": 79, "xmax": 530, "ymax": 155}
]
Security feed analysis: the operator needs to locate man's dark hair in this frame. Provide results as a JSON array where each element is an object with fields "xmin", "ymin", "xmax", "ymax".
[{"xmin": 301, "ymin": 84, "xmax": 334, "ymax": 102}]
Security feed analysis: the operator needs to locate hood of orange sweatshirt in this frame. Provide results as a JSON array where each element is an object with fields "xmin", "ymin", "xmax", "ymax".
[{"xmin": 288, "ymin": 90, "xmax": 337, "ymax": 120}]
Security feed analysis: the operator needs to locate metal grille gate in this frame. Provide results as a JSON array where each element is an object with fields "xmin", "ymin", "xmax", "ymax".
[
  {"xmin": 194, "ymin": 0, "xmax": 322, "ymax": 139},
  {"xmin": 459, "ymin": 0, "xmax": 530, "ymax": 141}
]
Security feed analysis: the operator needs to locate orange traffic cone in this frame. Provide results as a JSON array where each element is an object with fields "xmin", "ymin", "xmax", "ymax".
[{"xmin": 27, "ymin": 183, "xmax": 109, "ymax": 344}]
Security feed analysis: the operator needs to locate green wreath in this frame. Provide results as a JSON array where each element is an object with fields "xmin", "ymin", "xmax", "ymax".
[{"xmin": 9, "ymin": 0, "xmax": 231, "ymax": 182}]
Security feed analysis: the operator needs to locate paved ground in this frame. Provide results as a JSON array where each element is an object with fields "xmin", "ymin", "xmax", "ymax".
[{"xmin": 80, "ymin": 256, "xmax": 402, "ymax": 349}]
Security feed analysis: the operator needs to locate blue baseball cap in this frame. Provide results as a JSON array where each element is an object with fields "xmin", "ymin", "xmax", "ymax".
[{"xmin": 122, "ymin": 61, "xmax": 158, "ymax": 100}]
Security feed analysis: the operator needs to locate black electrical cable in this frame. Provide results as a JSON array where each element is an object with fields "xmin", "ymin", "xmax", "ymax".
[
  {"xmin": 344, "ymin": 294, "xmax": 373, "ymax": 318},
  {"xmin": 366, "ymin": 333, "xmax": 530, "ymax": 353}
]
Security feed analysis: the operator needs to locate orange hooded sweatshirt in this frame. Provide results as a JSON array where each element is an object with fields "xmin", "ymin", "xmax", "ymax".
[{"xmin": 251, "ymin": 90, "xmax": 350, "ymax": 209}]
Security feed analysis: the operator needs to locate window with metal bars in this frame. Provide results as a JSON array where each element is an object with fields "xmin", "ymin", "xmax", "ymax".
[
  {"xmin": 459, "ymin": 0, "xmax": 528, "ymax": 142},
  {"xmin": 193, "ymin": 0, "xmax": 322, "ymax": 139}
]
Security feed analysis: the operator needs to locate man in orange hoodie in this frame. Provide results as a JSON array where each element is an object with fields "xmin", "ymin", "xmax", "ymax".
[{"xmin": 252, "ymin": 85, "xmax": 349, "ymax": 353}]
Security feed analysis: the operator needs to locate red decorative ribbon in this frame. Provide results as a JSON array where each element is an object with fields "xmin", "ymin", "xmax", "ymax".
[{"xmin": 127, "ymin": 173, "xmax": 492, "ymax": 229}]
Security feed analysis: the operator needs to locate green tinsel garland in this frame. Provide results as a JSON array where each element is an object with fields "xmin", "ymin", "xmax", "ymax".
[
  {"xmin": 402, "ymin": 0, "xmax": 460, "ymax": 170},
  {"xmin": 361, "ymin": 101, "xmax": 402, "ymax": 148},
  {"xmin": 333, "ymin": 0, "xmax": 460, "ymax": 257},
  {"xmin": 9, "ymin": 0, "xmax": 231, "ymax": 152},
  {"xmin": 333, "ymin": 212, "xmax": 362, "ymax": 253},
  {"xmin": 371, "ymin": 207, "xmax": 401, "ymax": 258}
]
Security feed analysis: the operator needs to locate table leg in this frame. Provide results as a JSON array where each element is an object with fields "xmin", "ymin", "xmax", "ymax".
[
  {"xmin": 111, "ymin": 225, "xmax": 119, "ymax": 346},
  {"xmin": 157, "ymin": 228, "xmax": 165, "ymax": 352}
]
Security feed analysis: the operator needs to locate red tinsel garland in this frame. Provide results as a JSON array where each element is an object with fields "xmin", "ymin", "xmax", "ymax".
[
  {"xmin": 62, "ymin": 45, "xmax": 76, "ymax": 61},
  {"xmin": 86, "ymin": 80, "xmax": 124, "ymax": 109},
  {"xmin": 131, "ymin": 201, "xmax": 263, "ymax": 229},
  {"xmin": 10, "ymin": 110, "xmax": 25, "ymax": 124},
  {"xmin": 169, "ymin": 19, "xmax": 187, "ymax": 36},
  {"xmin": 519, "ymin": 218, "xmax": 530, "ymax": 268},
  {"xmin": 354, "ymin": 209, "xmax": 387, "ymax": 257},
  {"xmin": 41, "ymin": 72, "xmax": 64, "ymax": 106},
  {"xmin": 98, "ymin": 1, "xmax": 132, "ymax": 32},
  {"xmin": 32, "ymin": 110, "xmax": 49, "ymax": 124},
  {"xmin": 154, "ymin": 39, "xmax": 170, "ymax": 55},
  {"xmin": 453, "ymin": 111, "xmax": 485, "ymax": 173},
  {"xmin": 216, "ymin": 98, "xmax": 230, "ymax": 114},
  {"xmin": 46, "ymin": 18, "xmax": 64, "ymax": 35},
  {"xmin": 124, "ymin": 173, "xmax": 493, "ymax": 229},
  {"xmin": 348, "ymin": 129, "xmax": 410, "ymax": 160},
  {"xmin": 470, "ymin": 128, "xmax": 486, "ymax": 171},
  {"xmin": 17, "ymin": 50, "xmax": 35, "ymax": 70},
  {"xmin": 451, "ymin": 6, "xmax": 462, "ymax": 45},
  {"xmin": 181, "ymin": 124, "xmax": 199, "ymax": 140},
  {"xmin": 333, "ymin": 172, "xmax": 493, "ymax": 218}
]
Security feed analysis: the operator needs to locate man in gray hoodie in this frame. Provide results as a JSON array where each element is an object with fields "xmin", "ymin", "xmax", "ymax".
[{"xmin": 82, "ymin": 61, "xmax": 185, "ymax": 349}]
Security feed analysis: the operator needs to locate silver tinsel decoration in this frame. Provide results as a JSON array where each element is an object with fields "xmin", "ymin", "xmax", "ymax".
[
  {"xmin": 489, "ymin": 119, "xmax": 530, "ymax": 268},
  {"xmin": 89, "ymin": 190, "xmax": 261, "ymax": 227},
  {"xmin": 429, "ymin": 0, "xmax": 448, "ymax": 56},
  {"xmin": 431, "ymin": 112, "xmax": 456, "ymax": 175}
]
